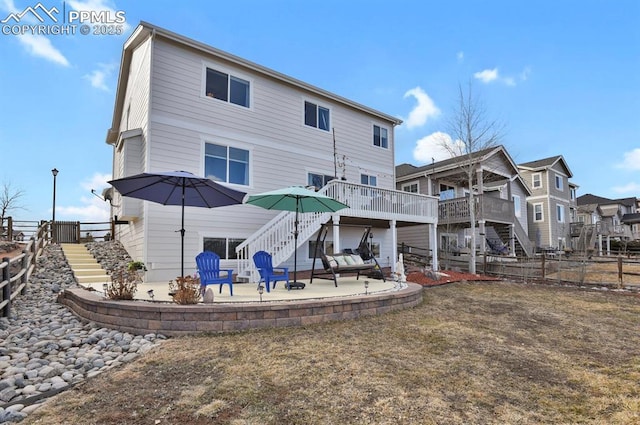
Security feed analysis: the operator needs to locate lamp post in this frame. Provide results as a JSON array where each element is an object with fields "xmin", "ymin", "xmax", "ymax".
[{"xmin": 51, "ymin": 168, "xmax": 58, "ymax": 242}]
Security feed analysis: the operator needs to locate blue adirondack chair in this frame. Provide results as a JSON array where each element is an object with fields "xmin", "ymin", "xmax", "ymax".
[
  {"xmin": 252, "ymin": 250, "xmax": 289, "ymax": 293},
  {"xmin": 195, "ymin": 251, "xmax": 234, "ymax": 296}
]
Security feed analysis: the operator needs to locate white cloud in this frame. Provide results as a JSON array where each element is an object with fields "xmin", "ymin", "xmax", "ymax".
[
  {"xmin": 16, "ymin": 34, "xmax": 70, "ymax": 66},
  {"xmin": 56, "ymin": 173, "xmax": 112, "ymax": 222},
  {"xmin": 83, "ymin": 63, "xmax": 116, "ymax": 91},
  {"xmin": 474, "ymin": 66, "xmax": 531, "ymax": 86},
  {"xmin": 0, "ymin": 0, "xmax": 70, "ymax": 66},
  {"xmin": 413, "ymin": 131, "xmax": 464, "ymax": 164},
  {"xmin": 474, "ymin": 68, "xmax": 499, "ymax": 84},
  {"xmin": 612, "ymin": 182, "xmax": 640, "ymax": 195},
  {"xmin": 457, "ymin": 51, "xmax": 464, "ymax": 63},
  {"xmin": 403, "ymin": 87, "xmax": 440, "ymax": 129},
  {"xmin": 617, "ymin": 148, "xmax": 640, "ymax": 171}
]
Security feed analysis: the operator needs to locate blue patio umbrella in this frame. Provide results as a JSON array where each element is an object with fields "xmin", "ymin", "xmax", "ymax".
[
  {"xmin": 245, "ymin": 186, "xmax": 348, "ymax": 289},
  {"xmin": 108, "ymin": 171, "xmax": 246, "ymax": 277}
]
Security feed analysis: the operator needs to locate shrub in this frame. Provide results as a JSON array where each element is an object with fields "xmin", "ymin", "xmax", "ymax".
[
  {"xmin": 168, "ymin": 276, "xmax": 201, "ymax": 305},
  {"xmin": 106, "ymin": 268, "xmax": 139, "ymax": 300}
]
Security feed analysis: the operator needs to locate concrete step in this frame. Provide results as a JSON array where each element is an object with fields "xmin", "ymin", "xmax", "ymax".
[{"xmin": 61, "ymin": 244, "xmax": 110, "ymax": 285}]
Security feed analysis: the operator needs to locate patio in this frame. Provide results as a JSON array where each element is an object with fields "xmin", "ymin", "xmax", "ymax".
[{"xmin": 81, "ymin": 276, "xmax": 402, "ymax": 303}]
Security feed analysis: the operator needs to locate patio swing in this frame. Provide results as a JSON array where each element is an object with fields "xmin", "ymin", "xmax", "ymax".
[{"xmin": 310, "ymin": 223, "xmax": 386, "ymax": 287}]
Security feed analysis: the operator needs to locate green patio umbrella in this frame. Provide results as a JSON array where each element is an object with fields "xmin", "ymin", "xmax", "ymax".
[{"xmin": 245, "ymin": 186, "xmax": 349, "ymax": 289}]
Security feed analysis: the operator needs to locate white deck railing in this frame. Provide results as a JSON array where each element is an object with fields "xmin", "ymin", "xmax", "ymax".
[{"xmin": 235, "ymin": 180, "xmax": 438, "ymax": 280}]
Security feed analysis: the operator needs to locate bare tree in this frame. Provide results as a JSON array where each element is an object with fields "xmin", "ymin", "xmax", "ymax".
[
  {"xmin": 441, "ymin": 82, "xmax": 503, "ymax": 273},
  {"xmin": 0, "ymin": 181, "xmax": 26, "ymax": 235}
]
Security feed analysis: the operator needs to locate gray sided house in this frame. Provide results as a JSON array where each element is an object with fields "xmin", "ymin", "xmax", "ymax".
[
  {"xmin": 517, "ymin": 155, "xmax": 578, "ymax": 251},
  {"xmin": 575, "ymin": 194, "xmax": 640, "ymax": 254},
  {"xmin": 106, "ymin": 22, "xmax": 439, "ymax": 282},
  {"xmin": 396, "ymin": 145, "xmax": 533, "ymax": 258}
]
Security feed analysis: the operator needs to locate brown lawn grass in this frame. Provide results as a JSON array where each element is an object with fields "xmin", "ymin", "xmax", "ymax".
[{"xmin": 23, "ymin": 281, "xmax": 640, "ymax": 425}]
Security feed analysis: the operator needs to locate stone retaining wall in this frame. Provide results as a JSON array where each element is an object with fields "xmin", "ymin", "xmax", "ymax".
[{"xmin": 57, "ymin": 284, "xmax": 424, "ymax": 336}]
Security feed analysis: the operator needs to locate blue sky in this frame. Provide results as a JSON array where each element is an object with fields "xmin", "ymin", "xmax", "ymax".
[{"xmin": 1, "ymin": 0, "xmax": 639, "ymax": 223}]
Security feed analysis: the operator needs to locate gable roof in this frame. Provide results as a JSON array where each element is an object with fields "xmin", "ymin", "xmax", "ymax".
[
  {"xmin": 578, "ymin": 194, "xmax": 638, "ymax": 207},
  {"xmin": 518, "ymin": 155, "xmax": 573, "ymax": 177},
  {"xmin": 396, "ymin": 145, "xmax": 510, "ymax": 178},
  {"xmin": 107, "ymin": 21, "xmax": 402, "ymax": 144},
  {"xmin": 396, "ymin": 145, "xmax": 532, "ymax": 196}
]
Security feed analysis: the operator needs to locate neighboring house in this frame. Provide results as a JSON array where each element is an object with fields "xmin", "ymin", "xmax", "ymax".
[
  {"xmin": 518, "ymin": 155, "xmax": 577, "ymax": 251},
  {"xmin": 106, "ymin": 22, "xmax": 438, "ymax": 282},
  {"xmin": 575, "ymin": 194, "xmax": 640, "ymax": 254},
  {"xmin": 396, "ymin": 145, "xmax": 533, "ymax": 258}
]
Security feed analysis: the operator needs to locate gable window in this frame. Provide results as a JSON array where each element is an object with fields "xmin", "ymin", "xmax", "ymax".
[
  {"xmin": 570, "ymin": 187, "xmax": 576, "ymax": 200},
  {"xmin": 532, "ymin": 173, "xmax": 542, "ymax": 189},
  {"xmin": 304, "ymin": 101, "xmax": 330, "ymax": 131},
  {"xmin": 203, "ymin": 237, "xmax": 245, "ymax": 260},
  {"xmin": 512, "ymin": 195, "xmax": 521, "ymax": 218},
  {"xmin": 534, "ymin": 203, "xmax": 544, "ymax": 222},
  {"xmin": 361, "ymin": 174, "xmax": 377, "ymax": 186},
  {"xmin": 373, "ymin": 125, "xmax": 388, "ymax": 149},
  {"xmin": 555, "ymin": 174, "xmax": 563, "ymax": 191},
  {"xmin": 205, "ymin": 142, "xmax": 250, "ymax": 186},
  {"xmin": 205, "ymin": 68, "xmax": 250, "ymax": 108},
  {"xmin": 557, "ymin": 205, "xmax": 565, "ymax": 223},
  {"xmin": 402, "ymin": 182, "xmax": 418, "ymax": 193},
  {"xmin": 308, "ymin": 172, "xmax": 334, "ymax": 190}
]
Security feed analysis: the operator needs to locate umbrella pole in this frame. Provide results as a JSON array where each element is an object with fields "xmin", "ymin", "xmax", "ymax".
[
  {"xmin": 181, "ymin": 182, "xmax": 185, "ymax": 278},
  {"xmin": 292, "ymin": 204, "xmax": 299, "ymax": 290}
]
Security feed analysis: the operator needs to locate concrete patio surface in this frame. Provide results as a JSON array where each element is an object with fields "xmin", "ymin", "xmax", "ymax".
[{"xmin": 80, "ymin": 275, "xmax": 402, "ymax": 303}]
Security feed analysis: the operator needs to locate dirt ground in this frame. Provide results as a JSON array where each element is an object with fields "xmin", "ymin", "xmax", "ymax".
[{"xmin": 21, "ymin": 281, "xmax": 640, "ymax": 425}]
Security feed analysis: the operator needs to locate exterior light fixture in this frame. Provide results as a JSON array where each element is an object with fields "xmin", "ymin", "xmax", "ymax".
[
  {"xmin": 147, "ymin": 289, "xmax": 155, "ymax": 300},
  {"xmin": 364, "ymin": 280, "xmax": 369, "ymax": 295},
  {"xmin": 258, "ymin": 284, "xmax": 264, "ymax": 302}
]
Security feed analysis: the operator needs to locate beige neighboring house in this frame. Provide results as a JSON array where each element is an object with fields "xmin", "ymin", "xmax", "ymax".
[
  {"xmin": 396, "ymin": 145, "xmax": 533, "ymax": 259},
  {"xmin": 575, "ymin": 194, "xmax": 640, "ymax": 254},
  {"xmin": 517, "ymin": 155, "xmax": 578, "ymax": 252},
  {"xmin": 105, "ymin": 21, "xmax": 439, "ymax": 282}
]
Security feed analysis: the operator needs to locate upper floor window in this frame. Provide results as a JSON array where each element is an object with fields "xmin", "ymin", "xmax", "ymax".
[
  {"xmin": 361, "ymin": 174, "xmax": 377, "ymax": 186},
  {"xmin": 570, "ymin": 187, "xmax": 576, "ymax": 200},
  {"xmin": 373, "ymin": 125, "xmax": 388, "ymax": 149},
  {"xmin": 205, "ymin": 142, "xmax": 250, "ymax": 186},
  {"xmin": 205, "ymin": 68, "xmax": 250, "ymax": 108},
  {"xmin": 304, "ymin": 101, "xmax": 330, "ymax": 131},
  {"xmin": 555, "ymin": 174, "xmax": 563, "ymax": 191},
  {"xmin": 557, "ymin": 205, "xmax": 565, "ymax": 222},
  {"xmin": 512, "ymin": 195, "xmax": 521, "ymax": 218},
  {"xmin": 308, "ymin": 172, "xmax": 334, "ymax": 190},
  {"xmin": 534, "ymin": 203, "xmax": 544, "ymax": 222},
  {"xmin": 532, "ymin": 173, "xmax": 542, "ymax": 189},
  {"xmin": 402, "ymin": 182, "xmax": 418, "ymax": 193}
]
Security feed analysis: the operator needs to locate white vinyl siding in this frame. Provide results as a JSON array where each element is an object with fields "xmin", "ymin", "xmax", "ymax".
[{"xmin": 132, "ymin": 37, "xmax": 397, "ymax": 280}]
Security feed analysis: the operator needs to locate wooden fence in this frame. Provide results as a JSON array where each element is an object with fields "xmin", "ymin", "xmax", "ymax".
[
  {"xmin": 441, "ymin": 250, "xmax": 640, "ymax": 288},
  {"xmin": 0, "ymin": 223, "xmax": 48, "ymax": 317},
  {"xmin": 2, "ymin": 217, "xmax": 114, "ymax": 244}
]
